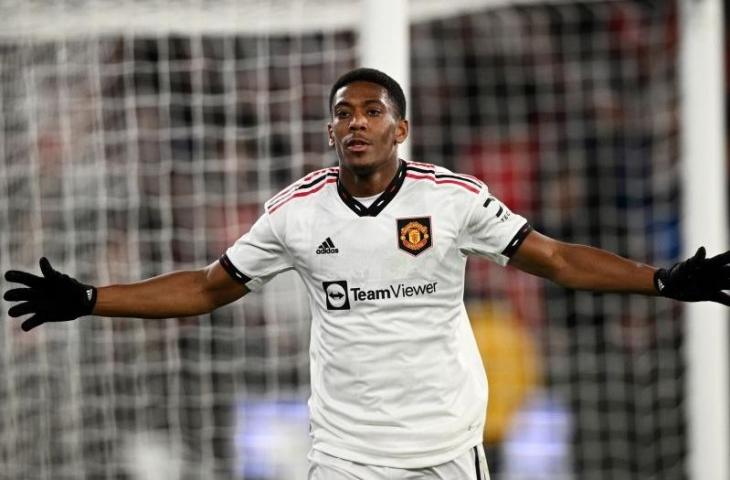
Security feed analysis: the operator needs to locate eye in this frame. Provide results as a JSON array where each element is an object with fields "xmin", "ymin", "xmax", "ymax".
[
  {"xmin": 368, "ymin": 109, "xmax": 382, "ymax": 116},
  {"xmin": 335, "ymin": 110, "xmax": 350, "ymax": 119}
]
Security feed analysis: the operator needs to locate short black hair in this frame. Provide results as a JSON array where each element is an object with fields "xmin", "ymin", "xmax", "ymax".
[{"xmin": 329, "ymin": 67, "xmax": 407, "ymax": 119}]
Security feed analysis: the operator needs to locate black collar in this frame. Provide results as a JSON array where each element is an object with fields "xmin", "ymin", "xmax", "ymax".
[{"xmin": 337, "ymin": 159, "xmax": 407, "ymax": 217}]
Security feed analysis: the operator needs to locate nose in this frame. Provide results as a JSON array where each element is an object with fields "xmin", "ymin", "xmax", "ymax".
[{"xmin": 349, "ymin": 111, "xmax": 367, "ymax": 130}]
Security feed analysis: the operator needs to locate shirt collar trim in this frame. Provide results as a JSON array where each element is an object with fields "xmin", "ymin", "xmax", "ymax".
[{"xmin": 336, "ymin": 159, "xmax": 407, "ymax": 217}]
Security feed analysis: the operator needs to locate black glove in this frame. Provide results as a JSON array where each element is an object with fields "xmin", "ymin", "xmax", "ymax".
[
  {"xmin": 3, "ymin": 257, "xmax": 97, "ymax": 331},
  {"xmin": 654, "ymin": 247, "xmax": 730, "ymax": 306}
]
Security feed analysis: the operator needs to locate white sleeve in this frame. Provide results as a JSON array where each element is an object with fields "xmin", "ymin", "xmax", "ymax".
[
  {"xmin": 219, "ymin": 212, "xmax": 294, "ymax": 292},
  {"xmin": 458, "ymin": 186, "xmax": 532, "ymax": 266}
]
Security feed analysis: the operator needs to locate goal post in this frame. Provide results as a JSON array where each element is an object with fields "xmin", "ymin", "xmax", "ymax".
[
  {"xmin": 359, "ymin": 0, "xmax": 410, "ymax": 159},
  {"xmin": 679, "ymin": 1, "xmax": 729, "ymax": 479}
]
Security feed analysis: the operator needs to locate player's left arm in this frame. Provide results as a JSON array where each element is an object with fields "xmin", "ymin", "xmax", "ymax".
[{"xmin": 509, "ymin": 229, "xmax": 730, "ymax": 305}]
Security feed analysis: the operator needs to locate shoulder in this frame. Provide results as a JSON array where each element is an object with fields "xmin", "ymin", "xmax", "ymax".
[
  {"xmin": 404, "ymin": 160, "xmax": 485, "ymax": 196},
  {"xmin": 265, "ymin": 166, "xmax": 339, "ymax": 214}
]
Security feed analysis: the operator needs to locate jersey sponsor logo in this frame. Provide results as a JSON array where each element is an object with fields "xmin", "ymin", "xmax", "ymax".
[
  {"xmin": 322, "ymin": 279, "xmax": 438, "ymax": 310},
  {"xmin": 316, "ymin": 237, "xmax": 339, "ymax": 255},
  {"xmin": 323, "ymin": 281, "xmax": 350, "ymax": 310},
  {"xmin": 397, "ymin": 217, "xmax": 432, "ymax": 256},
  {"xmin": 350, "ymin": 282, "xmax": 438, "ymax": 301}
]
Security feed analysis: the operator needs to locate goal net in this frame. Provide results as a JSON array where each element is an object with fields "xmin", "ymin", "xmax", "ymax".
[{"xmin": 0, "ymin": 1, "xmax": 684, "ymax": 479}]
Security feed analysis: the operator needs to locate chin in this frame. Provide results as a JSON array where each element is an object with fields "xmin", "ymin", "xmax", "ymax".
[
  {"xmin": 341, "ymin": 153, "xmax": 378, "ymax": 176},
  {"xmin": 350, "ymin": 162, "xmax": 377, "ymax": 177}
]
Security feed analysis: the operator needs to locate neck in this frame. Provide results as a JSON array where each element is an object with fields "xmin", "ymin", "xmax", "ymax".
[{"xmin": 339, "ymin": 157, "xmax": 401, "ymax": 196}]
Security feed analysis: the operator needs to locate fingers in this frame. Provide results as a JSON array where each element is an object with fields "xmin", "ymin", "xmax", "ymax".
[
  {"xmin": 694, "ymin": 246, "xmax": 706, "ymax": 261},
  {"xmin": 3, "ymin": 288, "xmax": 36, "ymax": 302},
  {"xmin": 8, "ymin": 301, "xmax": 37, "ymax": 318},
  {"xmin": 5, "ymin": 258, "xmax": 59, "ymax": 332},
  {"xmin": 21, "ymin": 315, "xmax": 45, "ymax": 332},
  {"xmin": 710, "ymin": 291, "xmax": 730, "ymax": 307},
  {"xmin": 39, "ymin": 257, "xmax": 55, "ymax": 278},
  {"xmin": 6, "ymin": 299, "xmax": 46, "ymax": 330},
  {"xmin": 706, "ymin": 250, "xmax": 730, "ymax": 268},
  {"xmin": 4, "ymin": 270, "xmax": 44, "ymax": 288},
  {"xmin": 717, "ymin": 280, "xmax": 730, "ymax": 291}
]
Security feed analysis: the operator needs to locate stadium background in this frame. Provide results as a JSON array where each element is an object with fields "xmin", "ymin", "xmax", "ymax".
[{"xmin": 0, "ymin": 1, "xmax": 725, "ymax": 479}]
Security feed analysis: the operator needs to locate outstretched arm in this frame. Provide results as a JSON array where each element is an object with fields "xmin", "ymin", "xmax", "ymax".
[
  {"xmin": 509, "ymin": 230, "xmax": 657, "ymax": 294},
  {"xmin": 510, "ymin": 230, "xmax": 730, "ymax": 304},
  {"xmin": 94, "ymin": 261, "xmax": 247, "ymax": 319},
  {"xmin": 4, "ymin": 258, "xmax": 247, "ymax": 331}
]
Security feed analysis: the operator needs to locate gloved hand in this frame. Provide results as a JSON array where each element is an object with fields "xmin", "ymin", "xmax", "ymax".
[
  {"xmin": 654, "ymin": 247, "xmax": 730, "ymax": 306},
  {"xmin": 4, "ymin": 258, "xmax": 97, "ymax": 331}
]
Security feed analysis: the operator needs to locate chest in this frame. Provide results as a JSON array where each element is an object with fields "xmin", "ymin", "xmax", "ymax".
[{"xmin": 289, "ymin": 204, "xmax": 463, "ymax": 283}]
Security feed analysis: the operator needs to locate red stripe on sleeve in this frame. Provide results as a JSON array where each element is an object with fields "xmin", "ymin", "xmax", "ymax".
[
  {"xmin": 268, "ymin": 178, "xmax": 337, "ymax": 214},
  {"xmin": 405, "ymin": 173, "xmax": 480, "ymax": 194}
]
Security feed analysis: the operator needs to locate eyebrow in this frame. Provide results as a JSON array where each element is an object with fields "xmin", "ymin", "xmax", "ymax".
[{"xmin": 334, "ymin": 98, "xmax": 387, "ymax": 110}]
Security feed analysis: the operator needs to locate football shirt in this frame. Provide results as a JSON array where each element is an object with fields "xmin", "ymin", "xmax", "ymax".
[{"xmin": 221, "ymin": 159, "xmax": 531, "ymax": 468}]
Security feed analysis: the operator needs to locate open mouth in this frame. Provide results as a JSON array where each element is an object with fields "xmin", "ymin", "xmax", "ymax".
[{"xmin": 345, "ymin": 139, "xmax": 370, "ymax": 152}]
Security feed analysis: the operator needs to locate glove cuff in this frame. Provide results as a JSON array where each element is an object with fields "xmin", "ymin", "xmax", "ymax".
[
  {"xmin": 82, "ymin": 285, "xmax": 98, "ymax": 315},
  {"xmin": 654, "ymin": 268, "xmax": 669, "ymax": 295}
]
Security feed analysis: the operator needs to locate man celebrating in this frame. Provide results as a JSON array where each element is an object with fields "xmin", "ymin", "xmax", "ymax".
[{"xmin": 4, "ymin": 68, "xmax": 730, "ymax": 479}]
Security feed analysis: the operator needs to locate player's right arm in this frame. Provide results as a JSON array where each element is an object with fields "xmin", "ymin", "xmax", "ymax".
[
  {"xmin": 6, "ymin": 188, "xmax": 295, "ymax": 332},
  {"xmin": 3, "ymin": 258, "xmax": 247, "ymax": 331},
  {"xmin": 94, "ymin": 260, "xmax": 247, "ymax": 319}
]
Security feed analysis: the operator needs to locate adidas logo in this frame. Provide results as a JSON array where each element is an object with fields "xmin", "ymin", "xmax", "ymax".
[{"xmin": 316, "ymin": 237, "xmax": 339, "ymax": 255}]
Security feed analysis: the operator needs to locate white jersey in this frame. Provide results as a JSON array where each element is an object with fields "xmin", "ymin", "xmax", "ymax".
[{"xmin": 221, "ymin": 160, "xmax": 531, "ymax": 468}]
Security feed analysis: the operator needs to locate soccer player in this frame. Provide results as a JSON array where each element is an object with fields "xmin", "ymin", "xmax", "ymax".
[{"xmin": 4, "ymin": 68, "xmax": 730, "ymax": 479}]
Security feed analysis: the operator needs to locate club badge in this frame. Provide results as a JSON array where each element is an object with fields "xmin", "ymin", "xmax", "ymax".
[{"xmin": 397, "ymin": 217, "xmax": 432, "ymax": 256}]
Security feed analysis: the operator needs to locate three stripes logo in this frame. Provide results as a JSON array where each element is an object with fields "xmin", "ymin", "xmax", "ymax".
[{"xmin": 316, "ymin": 237, "xmax": 339, "ymax": 255}]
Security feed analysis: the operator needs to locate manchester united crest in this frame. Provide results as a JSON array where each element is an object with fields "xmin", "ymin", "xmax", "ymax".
[{"xmin": 397, "ymin": 217, "xmax": 432, "ymax": 256}]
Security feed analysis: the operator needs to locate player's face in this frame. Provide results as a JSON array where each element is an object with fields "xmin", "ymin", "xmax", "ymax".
[{"xmin": 328, "ymin": 82, "xmax": 408, "ymax": 176}]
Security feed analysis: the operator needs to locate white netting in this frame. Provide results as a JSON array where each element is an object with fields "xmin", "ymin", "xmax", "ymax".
[{"xmin": 0, "ymin": 1, "xmax": 684, "ymax": 479}]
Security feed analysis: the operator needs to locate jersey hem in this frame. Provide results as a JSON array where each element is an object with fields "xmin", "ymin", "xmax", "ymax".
[{"xmin": 311, "ymin": 432, "xmax": 484, "ymax": 469}]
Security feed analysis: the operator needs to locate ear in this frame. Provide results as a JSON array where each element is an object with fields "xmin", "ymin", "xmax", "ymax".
[
  {"xmin": 327, "ymin": 123, "xmax": 335, "ymax": 147},
  {"xmin": 394, "ymin": 119, "xmax": 409, "ymax": 144}
]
